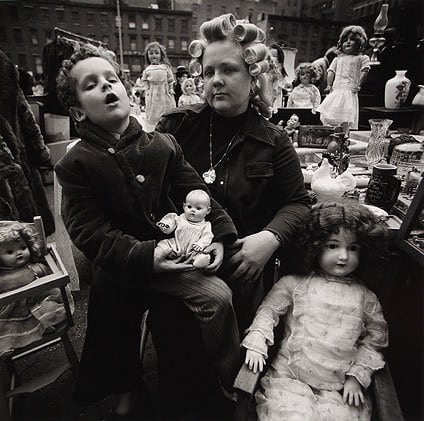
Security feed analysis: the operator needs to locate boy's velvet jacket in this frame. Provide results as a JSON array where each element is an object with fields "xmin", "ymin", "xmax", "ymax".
[{"xmin": 54, "ymin": 117, "xmax": 237, "ymax": 287}]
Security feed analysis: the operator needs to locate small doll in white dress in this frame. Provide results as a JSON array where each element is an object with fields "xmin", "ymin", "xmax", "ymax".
[
  {"xmin": 139, "ymin": 41, "xmax": 176, "ymax": 130},
  {"xmin": 177, "ymin": 77, "xmax": 203, "ymax": 107},
  {"xmin": 266, "ymin": 44, "xmax": 290, "ymax": 113},
  {"xmin": 317, "ymin": 26, "xmax": 370, "ymax": 132},
  {"xmin": 287, "ymin": 62, "xmax": 321, "ymax": 112},
  {"xmin": 0, "ymin": 221, "xmax": 73, "ymax": 356},
  {"xmin": 156, "ymin": 190, "xmax": 213, "ymax": 268},
  {"xmin": 243, "ymin": 201, "xmax": 389, "ymax": 421}
]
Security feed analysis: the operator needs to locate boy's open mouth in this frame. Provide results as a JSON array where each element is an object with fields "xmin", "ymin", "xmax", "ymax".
[{"xmin": 105, "ymin": 93, "xmax": 119, "ymax": 105}]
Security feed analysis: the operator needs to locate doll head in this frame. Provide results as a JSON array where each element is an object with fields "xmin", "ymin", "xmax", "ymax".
[
  {"xmin": 294, "ymin": 62, "xmax": 317, "ymax": 86},
  {"xmin": 337, "ymin": 25, "xmax": 367, "ymax": 55},
  {"xmin": 286, "ymin": 113, "xmax": 300, "ymax": 129},
  {"xmin": 183, "ymin": 190, "xmax": 211, "ymax": 223},
  {"xmin": 144, "ymin": 41, "xmax": 171, "ymax": 67},
  {"xmin": 267, "ymin": 44, "xmax": 288, "ymax": 77},
  {"xmin": 294, "ymin": 201, "xmax": 388, "ymax": 277},
  {"xmin": 181, "ymin": 78, "xmax": 196, "ymax": 95},
  {"xmin": 56, "ymin": 44, "xmax": 119, "ymax": 110},
  {"xmin": 0, "ymin": 221, "xmax": 42, "ymax": 269}
]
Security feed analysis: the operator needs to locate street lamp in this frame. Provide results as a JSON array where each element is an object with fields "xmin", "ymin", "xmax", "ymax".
[{"xmin": 116, "ymin": 0, "xmax": 124, "ymax": 73}]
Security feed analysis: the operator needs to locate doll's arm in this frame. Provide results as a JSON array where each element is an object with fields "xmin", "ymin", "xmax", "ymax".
[
  {"xmin": 167, "ymin": 67, "xmax": 175, "ymax": 95},
  {"xmin": 326, "ymin": 70, "xmax": 335, "ymax": 92},
  {"xmin": 139, "ymin": 70, "xmax": 150, "ymax": 91},
  {"xmin": 312, "ymin": 86, "xmax": 321, "ymax": 113},
  {"xmin": 156, "ymin": 213, "xmax": 179, "ymax": 235},
  {"xmin": 346, "ymin": 293, "xmax": 388, "ymax": 389},
  {"xmin": 192, "ymin": 221, "xmax": 214, "ymax": 251},
  {"xmin": 287, "ymin": 90, "xmax": 295, "ymax": 107}
]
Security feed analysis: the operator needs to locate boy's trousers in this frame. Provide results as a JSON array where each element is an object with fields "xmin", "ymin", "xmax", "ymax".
[{"xmin": 74, "ymin": 268, "xmax": 240, "ymax": 405}]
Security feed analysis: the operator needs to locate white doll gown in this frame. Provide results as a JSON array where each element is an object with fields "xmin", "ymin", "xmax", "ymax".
[
  {"xmin": 317, "ymin": 55, "xmax": 370, "ymax": 129},
  {"xmin": 141, "ymin": 64, "xmax": 176, "ymax": 127},
  {"xmin": 242, "ymin": 274, "xmax": 388, "ymax": 421}
]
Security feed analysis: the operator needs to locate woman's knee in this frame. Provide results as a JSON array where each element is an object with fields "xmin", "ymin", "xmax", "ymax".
[{"xmin": 205, "ymin": 280, "xmax": 233, "ymax": 312}]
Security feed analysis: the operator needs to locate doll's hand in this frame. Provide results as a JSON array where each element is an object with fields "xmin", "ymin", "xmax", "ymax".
[
  {"xmin": 191, "ymin": 243, "xmax": 203, "ymax": 252},
  {"xmin": 153, "ymin": 246, "xmax": 194, "ymax": 273},
  {"xmin": 227, "ymin": 231, "xmax": 280, "ymax": 284},
  {"xmin": 201, "ymin": 242, "xmax": 224, "ymax": 273},
  {"xmin": 352, "ymin": 86, "xmax": 361, "ymax": 94},
  {"xmin": 343, "ymin": 376, "xmax": 365, "ymax": 406},
  {"xmin": 245, "ymin": 349, "xmax": 266, "ymax": 374}
]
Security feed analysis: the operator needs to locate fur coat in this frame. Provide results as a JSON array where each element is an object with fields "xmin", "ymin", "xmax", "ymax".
[{"xmin": 0, "ymin": 49, "xmax": 54, "ymax": 235}]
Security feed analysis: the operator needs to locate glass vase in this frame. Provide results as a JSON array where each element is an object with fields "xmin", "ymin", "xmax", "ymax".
[{"xmin": 365, "ymin": 119, "xmax": 393, "ymax": 169}]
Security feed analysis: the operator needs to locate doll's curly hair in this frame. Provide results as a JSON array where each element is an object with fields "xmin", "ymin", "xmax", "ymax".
[
  {"xmin": 337, "ymin": 25, "xmax": 368, "ymax": 54},
  {"xmin": 144, "ymin": 41, "xmax": 172, "ymax": 68},
  {"xmin": 293, "ymin": 62, "xmax": 318, "ymax": 86},
  {"xmin": 0, "ymin": 221, "xmax": 42, "ymax": 261},
  {"xmin": 56, "ymin": 44, "xmax": 119, "ymax": 110},
  {"xmin": 291, "ymin": 200, "xmax": 388, "ymax": 277}
]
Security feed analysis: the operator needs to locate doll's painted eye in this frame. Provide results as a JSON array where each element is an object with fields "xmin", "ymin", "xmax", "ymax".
[
  {"xmin": 21, "ymin": 246, "xmax": 27, "ymax": 251},
  {"xmin": 6, "ymin": 250, "xmax": 13, "ymax": 254}
]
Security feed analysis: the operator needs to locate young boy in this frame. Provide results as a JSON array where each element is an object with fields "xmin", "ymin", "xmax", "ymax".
[{"xmin": 54, "ymin": 46, "xmax": 240, "ymax": 415}]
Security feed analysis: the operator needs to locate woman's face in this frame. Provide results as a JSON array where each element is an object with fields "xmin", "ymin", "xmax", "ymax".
[{"xmin": 202, "ymin": 40, "xmax": 253, "ymax": 117}]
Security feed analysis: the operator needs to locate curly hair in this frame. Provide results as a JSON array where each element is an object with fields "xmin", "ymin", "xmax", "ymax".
[
  {"xmin": 293, "ymin": 62, "xmax": 318, "ymax": 86},
  {"xmin": 0, "ymin": 221, "xmax": 42, "ymax": 261},
  {"xmin": 56, "ymin": 44, "xmax": 119, "ymax": 110},
  {"xmin": 337, "ymin": 25, "xmax": 368, "ymax": 54},
  {"xmin": 291, "ymin": 200, "xmax": 388, "ymax": 277},
  {"xmin": 144, "ymin": 41, "xmax": 172, "ymax": 68}
]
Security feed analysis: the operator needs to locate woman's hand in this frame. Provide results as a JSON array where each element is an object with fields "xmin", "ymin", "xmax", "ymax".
[
  {"xmin": 343, "ymin": 376, "xmax": 365, "ymax": 406},
  {"xmin": 202, "ymin": 242, "xmax": 224, "ymax": 273},
  {"xmin": 153, "ymin": 246, "xmax": 194, "ymax": 273},
  {"xmin": 245, "ymin": 349, "xmax": 266, "ymax": 374},
  {"xmin": 228, "ymin": 231, "xmax": 280, "ymax": 284}
]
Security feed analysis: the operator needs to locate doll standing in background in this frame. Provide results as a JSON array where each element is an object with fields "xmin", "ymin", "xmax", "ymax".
[
  {"xmin": 139, "ymin": 41, "xmax": 176, "ymax": 130},
  {"xmin": 267, "ymin": 44, "xmax": 290, "ymax": 113},
  {"xmin": 243, "ymin": 201, "xmax": 388, "ymax": 420},
  {"xmin": 0, "ymin": 221, "xmax": 73, "ymax": 356},
  {"xmin": 178, "ymin": 78, "xmax": 203, "ymax": 107},
  {"xmin": 317, "ymin": 26, "xmax": 370, "ymax": 131},
  {"xmin": 287, "ymin": 62, "xmax": 321, "ymax": 112}
]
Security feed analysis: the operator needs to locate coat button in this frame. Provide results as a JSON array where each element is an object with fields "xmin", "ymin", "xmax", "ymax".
[
  {"xmin": 136, "ymin": 174, "xmax": 145, "ymax": 183},
  {"xmin": 150, "ymin": 212, "xmax": 155, "ymax": 220},
  {"xmin": 107, "ymin": 147, "xmax": 115, "ymax": 154},
  {"xmin": 219, "ymin": 180, "xmax": 224, "ymax": 185}
]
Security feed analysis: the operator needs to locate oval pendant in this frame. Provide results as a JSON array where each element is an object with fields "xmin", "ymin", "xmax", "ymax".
[{"xmin": 202, "ymin": 168, "xmax": 216, "ymax": 184}]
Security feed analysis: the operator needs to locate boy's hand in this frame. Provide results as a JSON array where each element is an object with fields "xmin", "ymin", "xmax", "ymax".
[
  {"xmin": 245, "ymin": 349, "xmax": 266, "ymax": 374},
  {"xmin": 153, "ymin": 247, "xmax": 194, "ymax": 273},
  {"xmin": 343, "ymin": 376, "xmax": 364, "ymax": 406},
  {"xmin": 201, "ymin": 242, "xmax": 224, "ymax": 273}
]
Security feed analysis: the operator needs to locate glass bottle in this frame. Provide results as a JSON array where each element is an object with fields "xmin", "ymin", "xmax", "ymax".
[{"xmin": 365, "ymin": 119, "xmax": 393, "ymax": 169}]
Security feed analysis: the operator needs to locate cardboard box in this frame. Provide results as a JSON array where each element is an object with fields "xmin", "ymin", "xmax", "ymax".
[{"xmin": 297, "ymin": 125, "xmax": 336, "ymax": 148}]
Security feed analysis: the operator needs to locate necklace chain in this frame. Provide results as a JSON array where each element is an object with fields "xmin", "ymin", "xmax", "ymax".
[{"xmin": 203, "ymin": 112, "xmax": 238, "ymax": 184}]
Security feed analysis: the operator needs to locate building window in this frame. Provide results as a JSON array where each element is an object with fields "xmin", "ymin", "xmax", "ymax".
[
  {"xmin": 33, "ymin": 55, "xmax": 43, "ymax": 74},
  {"xmin": 24, "ymin": 6, "xmax": 33, "ymax": 22},
  {"xmin": 221, "ymin": 6, "xmax": 226, "ymax": 14},
  {"xmin": 132, "ymin": 57, "xmax": 141, "ymax": 73},
  {"xmin": 300, "ymin": 40, "xmax": 307, "ymax": 55},
  {"xmin": 168, "ymin": 18, "xmax": 175, "ymax": 32},
  {"xmin": 9, "ymin": 6, "xmax": 18, "ymax": 21},
  {"xmin": 155, "ymin": 17, "xmax": 162, "ymax": 31},
  {"xmin": 130, "ymin": 35, "xmax": 137, "ymax": 51},
  {"xmin": 168, "ymin": 38, "xmax": 175, "ymax": 51},
  {"xmin": 128, "ymin": 15, "xmax": 136, "ymax": 29},
  {"xmin": 156, "ymin": 36, "xmax": 162, "ymax": 45},
  {"xmin": 30, "ymin": 28, "xmax": 39, "ymax": 46},
  {"xmin": 0, "ymin": 27, "xmax": 7, "ymax": 42},
  {"xmin": 100, "ymin": 12, "xmax": 108, "ymax": 27},
  {"xmin": 313, "ymin": 25, "xmax": 319, "ymax": 38},
  {"xmin": 18, "ymin": 54, "xmax": 27, "ymax": 68},
  {"xmin": 40, "ymin": 7, "xmax": 49, "ymax": 20},
  {"xmin": 71, "ymin": 10, "xmax": 80, "ymax": 25},
  {"xmin": 281, "ymin": 22, "xmax": 287, "ymax": 35},
  {"xmin": 292, "ymin": 23, "xmax": 298, "ymax": 36},
  {"xmin": 86, "ymin": 11, "xmax": 94, "ymax": 26},
  {"xmin": 142, "ymin": 37, "xmax": 150, "ymax": 49},
  {"xmin": 45, "ymin": 30, "xmax": 53, "ymax": 44},
  {"xmin": 181, "ymin": 39, "xmax": 188, "ymax": 51},
  {"xmin": 248, "ymin": 8, "xmax": 254, "ymax": 21},
  {"xmin": 181, "ymin": 19, "xmax": 188, "ymax": 33},
  {"xmin": 102, "ymin": 34, "xmax": 110, "ymax": 45},
  {"xmin": 56, "ymin": 8, "xmax": 65, "ymax": 23},
  {"xmin": 13, "ymin": 28, "xmax": 23, "ymax": 44},
  {"xmin": 206, "ymin": 4, "xmax": 212, "ymax": 16},
  {"xmin": 302, "ymin": 24, "xmax": 308, "ymax": 37},
  {"xmin": 311, "ymin": 41, "xmax": 317, "ymax": 57},
  {"xmin": 141, "ymin": 18, "xmax": 149, "ymax": 30}
]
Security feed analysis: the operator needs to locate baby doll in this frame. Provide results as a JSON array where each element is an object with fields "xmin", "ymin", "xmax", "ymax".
[
  {"xmin": 139, "ymin": 41, "xmax": 176, "ymax": 130},
  {"xmin": 156, "ymin": 190, "xmax": 213, "ymax": 268},
  {"xmin": 283, "ymin": 113, "xmax": 300, "ymax": 145},
  {"xmin": 317, "ymin": 26, "xmax": 370, "ymax": 132},
  {"xmin": 266, "ymin": 44, "xmax": 290, "ymax": 113},
  {"xmin": 0, "ymin": 221, "xmax": 73, "ymax": 356},
  {"xmin": 243, "ymin": 201, "xmax": 388, "ymax": 420},
  {"xmin": 287, "ymin": 62, "xmax": 321, "ymax": 112},
  {"xmin": 177, "ymin": 77, "xmax": 203, "ymax": 107}
]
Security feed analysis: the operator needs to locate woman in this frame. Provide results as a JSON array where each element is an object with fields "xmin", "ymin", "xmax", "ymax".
[{"xmin": 151, "ymin": 13, "xmax": 310, "ymax": 416}]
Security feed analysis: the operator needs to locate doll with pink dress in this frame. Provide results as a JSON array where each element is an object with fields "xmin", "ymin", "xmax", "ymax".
[
  {"xmin": 139, "ymin": 41, "xmax": 176, "ymax": 130},
  {"xmin": 317, "ymin": 26, "xmax": 370, "ymax": 131}
]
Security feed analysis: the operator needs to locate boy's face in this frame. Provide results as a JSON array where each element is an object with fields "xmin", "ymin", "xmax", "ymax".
[
  {"xmin": 70, "ymin": 57, "xmax": 130, "ymax": 134},
  {"xmin": 0, "ymin": 239, "xmax": 30, "ymax": 269},
  {"xmin": 183, "ymin": 196, "xmax": 210, "ymax": 223}
]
